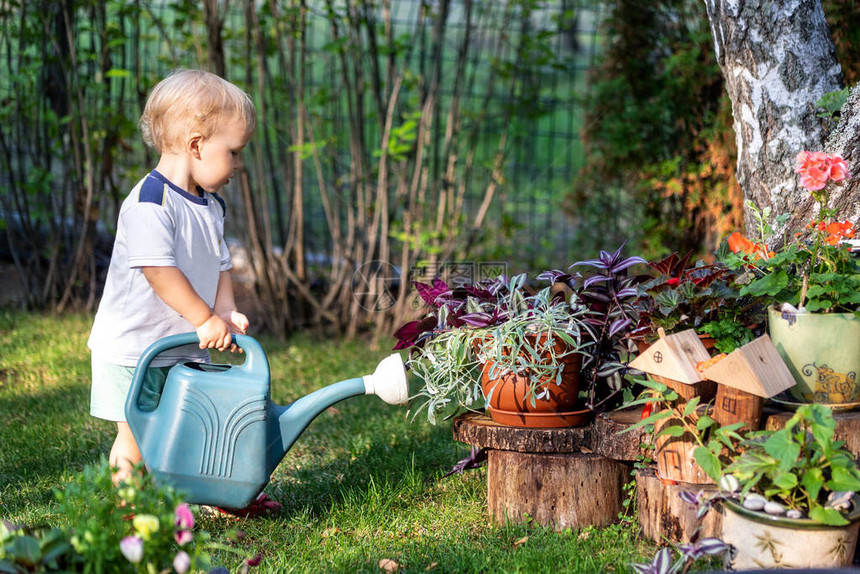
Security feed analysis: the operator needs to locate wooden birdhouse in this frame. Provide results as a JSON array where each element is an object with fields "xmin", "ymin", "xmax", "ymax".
[
  {"xmin": 629, "ymin": 328, "xmax": 716, "ymax": 404},
  {"xmin": 701, "ymin": 334, "xmax": 795, "ymax": 430},
  {"xmin": 629, "ymin": 329, "xmax": 716, "ymax": 484}
]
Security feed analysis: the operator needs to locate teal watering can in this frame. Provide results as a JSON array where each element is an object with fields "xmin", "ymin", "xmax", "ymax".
[{"xmin": 125, "ymin": 333, "xmax": 408, "ymax": 509}]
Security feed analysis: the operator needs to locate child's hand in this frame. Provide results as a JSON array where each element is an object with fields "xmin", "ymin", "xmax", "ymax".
[
  {"xmin": 219, "ymin": 311, "xmax": 249, "ymax": 353},
  {"xmin": 223, "ymin": 310, "xmax": 249, "ymax": 335},
  {"xmin": 196, "ymin": 314, "xmax": 233, "ymax": 351}
]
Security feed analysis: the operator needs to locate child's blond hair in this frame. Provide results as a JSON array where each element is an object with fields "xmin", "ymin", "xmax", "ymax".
[{"xmin": 140, "ymin": 69, "xmax": 256, "ymax": 153}]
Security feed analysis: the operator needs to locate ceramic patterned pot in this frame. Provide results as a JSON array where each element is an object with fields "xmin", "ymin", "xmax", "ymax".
[
  {"xmin": 720, "ymin": 497, "xmax": 860, "ymax": 570},
  {"xmin": 768, "ymin": 307, "xmax": 860, "ymax": 404}
]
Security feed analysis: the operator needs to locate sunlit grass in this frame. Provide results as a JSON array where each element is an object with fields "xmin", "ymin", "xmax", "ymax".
[{"xmin": 0, "ymin": 311, "xmax": 675, "ymax": 573}]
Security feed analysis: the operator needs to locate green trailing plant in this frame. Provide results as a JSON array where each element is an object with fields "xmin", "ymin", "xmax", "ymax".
[{"xmin": 399, "ymin": 273, "xmax": 593, "ymax": 424}]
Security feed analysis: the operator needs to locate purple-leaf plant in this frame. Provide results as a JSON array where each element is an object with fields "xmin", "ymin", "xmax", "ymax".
[{"xmin": 539, "ymin": 243, "xmax": 648, "ymax": 412}]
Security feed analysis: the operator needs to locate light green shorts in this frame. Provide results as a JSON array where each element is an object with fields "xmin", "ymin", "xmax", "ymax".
[{"xmin": 90, "ymin": 356, "xmax": 172, "ymax": 422}]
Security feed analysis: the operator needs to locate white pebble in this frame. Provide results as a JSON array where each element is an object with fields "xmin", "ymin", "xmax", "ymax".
[
  {"xmin": 743, "ymin": 494, "xmax": 766, "ymax": 511},
  {"xmin": 786, "ymin": 510, "xmax": 803, "ymax": 519},
  {"xmin": 719, "ymin": 475, "xmax": 740, "ymax": 493},
  {"xmin": 764, "ymin": 501, "xmax": 787, "ymax": 515}
]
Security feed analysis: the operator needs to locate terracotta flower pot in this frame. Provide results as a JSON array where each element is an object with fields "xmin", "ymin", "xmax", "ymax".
[
  {"xmin": 479, "ymin": 333, "xmax": 589, "ymax": 428},
  {"xmin": 720, "ymin": 497, "xmax": 860, "ymax": 570}
]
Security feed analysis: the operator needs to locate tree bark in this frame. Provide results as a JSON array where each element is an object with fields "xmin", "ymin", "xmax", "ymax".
[
  {"xmin": 824, "ymin": 84, "xmax": 860, "ymax": 224},
  {"xmin": 702, "ymin": 0, "xmax": 846, "ymax": 238}
]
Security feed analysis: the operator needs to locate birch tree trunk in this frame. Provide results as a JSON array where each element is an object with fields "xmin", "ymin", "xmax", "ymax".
[{"xmin": 702, "ymin": 0, "xmax": 846, "ymax": 238}]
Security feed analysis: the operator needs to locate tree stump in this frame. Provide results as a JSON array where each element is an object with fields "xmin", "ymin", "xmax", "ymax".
[
  {"xmin": 488, "ymin": 450, "xmax": 627, "ymax": 530},
  {"xmin": 636, "ymin": 466, "xmax": 722, "ymax": 545},
  {"xmin": 765, "ymin": 407, "xmax": 860, "ymax": 458},
  {"xmin": 452, "ymin": 412, "xmax": 626, "ymax": 530},
  {"xmin": 593, "ymin": 407, "xmax": 652, "ymax": 461}
]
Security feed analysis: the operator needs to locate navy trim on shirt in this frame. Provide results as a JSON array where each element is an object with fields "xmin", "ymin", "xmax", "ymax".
[
  {"xmin": 147, "ymin": 170, "xmax": 208, "ymax": 206},
  {"xmin": 138, "ymin": 176, "xmax": 167, "ymax": 205},
  {"xmin": 211, "ymin": 192, "xmax": 227, "ymax": 217}
]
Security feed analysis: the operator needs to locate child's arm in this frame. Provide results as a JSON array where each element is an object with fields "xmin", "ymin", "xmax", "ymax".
[
  {"xmin": 141, "ymin": 266, "xmax": 234, "ymax": 351},
  {"xmin": 214, "ymin": 271, "xmax": 250, "ymax": 335}
]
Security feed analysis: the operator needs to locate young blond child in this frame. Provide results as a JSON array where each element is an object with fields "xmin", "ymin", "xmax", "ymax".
[{"xmin": 88, "ymin": 69, "xmax": 256, "ymax": 482}]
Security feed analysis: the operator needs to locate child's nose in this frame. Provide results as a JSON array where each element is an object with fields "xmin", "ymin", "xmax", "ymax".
[{"xmin": 233, "ymin": 155, "xmax": 244, "ymax": 170}]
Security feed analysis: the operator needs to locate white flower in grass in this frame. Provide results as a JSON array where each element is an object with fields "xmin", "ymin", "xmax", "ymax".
[
  {"xmin": 119, "ymin": 535, "xmax": 143, "ymax": 564},
  {"xmin": 173, "ymin": 551, "xmax": 191, "ymax": 574}
]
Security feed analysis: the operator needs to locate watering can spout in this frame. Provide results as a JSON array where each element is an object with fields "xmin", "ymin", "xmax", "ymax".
[
  {"xmin": 268, "ymin": 353, "xmax": 408, "ymax": 474},
  {"xmin": 363, "ymin": 353, "xmax": 409, "ymax": 405}
]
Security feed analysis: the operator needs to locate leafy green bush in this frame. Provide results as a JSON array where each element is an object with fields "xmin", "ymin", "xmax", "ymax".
[{"xmin": 1, "ymin": 459, "xmax": 248, "ymax": 573}]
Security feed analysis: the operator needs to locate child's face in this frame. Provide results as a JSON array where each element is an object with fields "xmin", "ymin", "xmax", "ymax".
[{"xmin": 190, "ymin": 115, "xmax": 249, "ymax": 193}]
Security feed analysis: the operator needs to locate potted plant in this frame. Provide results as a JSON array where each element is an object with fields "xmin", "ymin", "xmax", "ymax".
[
  {"xmin": 395, "ymin": 245, "xmax": 647, "ymax": 426},
  {"xmin": 628, "ymin": 390, "xmax": 860, "ymax": 569},
  {"xmin": 394, "ymin": 273, "xmax": 592, "ymax": 427},
  {"xmin": 538, "ymin": 243, "xmax": 647, "ymax": 412},
  {"xmin": 631, "ymin": 251, "xmax": 766, "ymax": 355},
  {"xmin": 725, "ymin": 151, "xmax": 860, "ymax": 405},
  {"xmin": 714, "ymin": 404, "xmax": 860, "ymax": 569}
]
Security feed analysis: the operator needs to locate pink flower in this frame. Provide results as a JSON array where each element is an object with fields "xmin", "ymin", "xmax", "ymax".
[
  {"xmin": 828, "ymin": 154, "xmax": 849, "ymax": 182},
  {"xmin": 175, "ymin": 529, "xmax": 193, "ymax": 546},
  {"xmin": 119, "ymin": 536, "xmax": 143, "ymax": 564},
  {"xmin": 795, "ymin": 150, "xmax": 850, "ymax": 191},
  {"xmin": 174, "ymin": 503, "xmax": 195, "ymax": 530},
  {"xmin": 173, "ymin": 551, "xmax": 191, "ymax": 574}
]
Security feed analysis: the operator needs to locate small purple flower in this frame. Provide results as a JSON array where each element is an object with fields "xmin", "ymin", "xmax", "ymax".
[
  {"xmin": 119, "ymin": 535, "xmax": 143, "ymax": 564},
  {"xmin": 246, "ymin": 554, "xmax": 262, "ymax": 567},
  {"xmin": 175, "ymin": 529, "xmax": 193, "ymax": 546},
  {"xmin": 173, "ymin": 550, "xmax": 191, "ymax": 574},
  {"xmin": 174, "ymin": 503, "xmax": 195, "ymax": 530}
]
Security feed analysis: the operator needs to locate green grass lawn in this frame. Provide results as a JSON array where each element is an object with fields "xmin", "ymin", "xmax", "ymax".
[{"xmin": 0, "ymin": 311, "xmax": 678, "ymax": 573}]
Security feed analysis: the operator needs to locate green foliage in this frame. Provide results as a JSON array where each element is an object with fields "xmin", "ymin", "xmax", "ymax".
[
  {"xmin": 634, "ymin": 251, "xmax": 766, "ymax": 353},
  {"xmin": 55, "ymin": 461, "xmax": 216, "ymax": 572},
  {"xmin": 724, "ymin": 405, "xmax": 860, "ymax": 525},
  {"xmin": 1, "ymin": 459, "xmax": 219, "ymax": 573},
  {"xmin": 815, "ymin": 87, "xmax": 851, "ymax": 121},
  {"xmin": 572, "ymin": 0, "xmax": 740, "ymax": 259},
  {"xmin": 0, "ymin": 524, "xmax": 73, "ymax": 573}
]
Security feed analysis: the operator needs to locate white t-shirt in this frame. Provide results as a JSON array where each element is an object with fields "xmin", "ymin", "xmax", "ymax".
[{"xmin": 88, "ymin": 170, "xmax": 232, "ymax": 367}]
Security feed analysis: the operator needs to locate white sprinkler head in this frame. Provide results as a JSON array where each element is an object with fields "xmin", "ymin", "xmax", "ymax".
[{"xmin": 364, "ymin": 353, "xmax": 409, "ymax": 405}]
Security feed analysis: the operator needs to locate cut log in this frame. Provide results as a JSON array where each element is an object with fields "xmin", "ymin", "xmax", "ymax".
[
  {"xmin": 765, "ymin": 408, "xmax": 860, "ymax": 458},
  {"xmin": 636, "ymin": 466, "xmax": 722, "ymax": 545},
  {"xmin": 593, "ymin": 407, "xmax": 652, "ymax": 461},
  {"xmin": 653, "ymin": 411, "xmax": 713, "ymax": 485},
  {"xmin": 712, "ymin": 385, "xmax": 764, "ymax": 430},
  {"xmin": 451, "ymin": 411, "xmax": 591, "ymax": 453},
  {"xmin": 488, "ymin": 450, "xmax": 628, "ymax": 530}
]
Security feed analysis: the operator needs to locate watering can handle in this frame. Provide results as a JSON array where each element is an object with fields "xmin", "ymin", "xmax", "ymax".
[{"xmin": 124, "ymin": 332, "xmax": 269, "ymax": 430}]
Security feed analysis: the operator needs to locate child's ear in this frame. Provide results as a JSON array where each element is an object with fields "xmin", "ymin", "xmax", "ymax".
[{"xmin": 187, "ymin": 133, "xmax": 204, "ymax": 159}]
